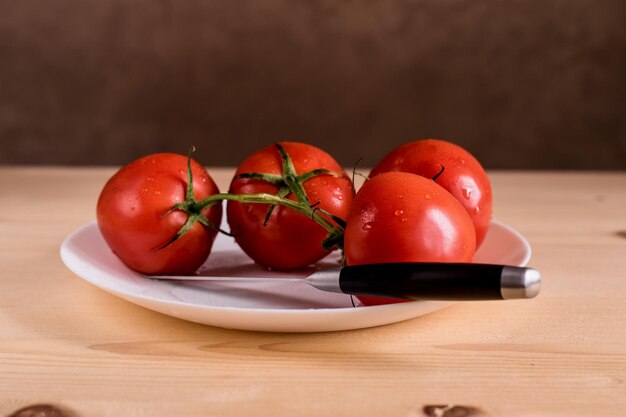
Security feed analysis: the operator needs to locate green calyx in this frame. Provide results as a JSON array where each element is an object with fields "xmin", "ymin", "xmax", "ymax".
[
  {"xmin": 233, "ymin": 143, "xmax": 344, "ymax": 226},
  {"xmin": 155, "ymin": 155, "xmax": 229, "ymax": 251},
  {"xmin": 161, "ymin": 143, "xmax": 348, "ymax": 253}
]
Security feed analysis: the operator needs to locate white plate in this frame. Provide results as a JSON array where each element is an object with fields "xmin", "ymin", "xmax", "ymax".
[{"xmin": 60, "ymin": 220, "xmax": 531, "ymax": 333}]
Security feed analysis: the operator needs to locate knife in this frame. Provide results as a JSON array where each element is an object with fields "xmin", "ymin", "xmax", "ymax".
[{"xmin": 148, "ymin": 262, "xmax": 541, "ymax": 301}]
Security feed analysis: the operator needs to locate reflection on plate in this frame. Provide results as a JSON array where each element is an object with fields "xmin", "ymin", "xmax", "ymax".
[{"xmin": 60, "ymin": 220, "xmax": 531, "ymax": 333}]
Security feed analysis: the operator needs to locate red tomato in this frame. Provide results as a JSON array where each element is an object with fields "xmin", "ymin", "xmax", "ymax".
[
  {"xmin": 370, "ymin": 139, "xmax": 492, "ymax": 248},
  {"xmin": 344, "ymin": 172, "xmax": 476, "ymax": 305},
  {"xmin": 227, "ymin": 142, "xmax": 353, "ymax": 269},
  {"xmin": 97, "ymin": 153, "xmax": 222, "ymax": 275}
]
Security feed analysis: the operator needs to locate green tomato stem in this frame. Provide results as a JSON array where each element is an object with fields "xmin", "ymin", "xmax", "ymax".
[
  {"xmin": 164, "ymin": 144, "xmax": 348, "ymax": 254},
  {"xmin": 194, "ymin": 192, "xmax": 345, "ymax": 249}
]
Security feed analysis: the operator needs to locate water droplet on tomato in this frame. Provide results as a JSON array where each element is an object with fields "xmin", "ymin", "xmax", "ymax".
[
  {"xmin": 401, "ymin": 217, "xmax": 408, "ymax": 222},
  {"xmin": 146, "ymin": 176, "xmax": 154, "ymax": 182},
  {"xmin": 394, "ymin": 209, "xmax": 404, "ymax": 216},
  {"xmin": 425, "ymin": 194, "xmax": 432, "ymax": 200},
  {"xmin": 362, "ymin": 223, "xmax": 373, "ymax": 231},
  {"xmin": 474, "ymin": 206, "xmax": 481, "ymax": 214},
  {"xmin": 202, "ymin": 177, "xmax": 207, "ymax": 183},
  {"xmin": 336, "ymin": 194, "xmax": 344, "ymax": 201},
  {"xmin": 141, "ymin": 188, "xmax": 148, "ymax": 192},
  {"xmin": 154, "ymin": 190, "xmax": 161, "ymax": 195},
  {"xmin": 462, "ymin": 188, "xmax": 472, "ymax": 199}
]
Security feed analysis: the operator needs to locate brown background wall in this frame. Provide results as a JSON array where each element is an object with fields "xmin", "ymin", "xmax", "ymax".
[{"xmin": 1, "ymin": 0, "xmax": 625, "ymax": 169}]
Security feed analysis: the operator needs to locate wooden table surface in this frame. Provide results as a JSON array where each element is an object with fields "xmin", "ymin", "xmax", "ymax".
[{"xmin": 1, "ymin": 167, "xmax": 625, "ymax": 417}]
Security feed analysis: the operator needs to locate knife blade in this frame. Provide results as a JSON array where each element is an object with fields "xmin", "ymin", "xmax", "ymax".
[{"xmin": 148, "ymin": 262, "xmax": 541, "ymax": 301}]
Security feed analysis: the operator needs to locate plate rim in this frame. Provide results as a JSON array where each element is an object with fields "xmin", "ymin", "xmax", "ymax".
[{"xmin": 60, "ymin": 219, "xmax": 530, "ymax": 317}]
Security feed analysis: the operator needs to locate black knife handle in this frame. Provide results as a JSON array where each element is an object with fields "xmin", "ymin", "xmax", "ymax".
[{"xmin": 338, "ymin": 263, "xmax": 530, "ymax": 301}]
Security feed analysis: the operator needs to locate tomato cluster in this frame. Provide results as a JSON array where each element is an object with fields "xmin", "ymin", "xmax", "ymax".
[{"xmin": 97, "ymin": 139, "xmax": 492, "ymax": 305}]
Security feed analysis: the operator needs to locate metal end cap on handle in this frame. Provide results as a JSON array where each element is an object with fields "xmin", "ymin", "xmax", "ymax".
[{"xmin": 500, "ymin": 266, "xmax": 542, "ymax": 299}]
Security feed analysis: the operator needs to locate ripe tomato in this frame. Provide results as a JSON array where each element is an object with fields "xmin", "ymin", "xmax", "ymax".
[
  {"xmin": 370, "ymin": 139, "xmax": 492, "ymax": 248},
  {"xmin": 227, "ymin": 142, "xmax": 353, "ymax": 269},
  {"xmin": 344, "ymin": 172, "xmax": 476, "ymax": 305},
  {"xmin": 97, "ymin": 153, "xmax": 222, "ymax": 275}
]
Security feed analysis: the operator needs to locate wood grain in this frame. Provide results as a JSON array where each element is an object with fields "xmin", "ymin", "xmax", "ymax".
[{"xmin": 1, "ymin": 168, "xmax": 625, "ymax": 417}]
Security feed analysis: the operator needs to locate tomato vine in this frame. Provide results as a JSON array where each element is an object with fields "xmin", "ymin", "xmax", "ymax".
[{"xmin": 164, "ymin": 144, "xmax": 349, "ymax": 253}]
